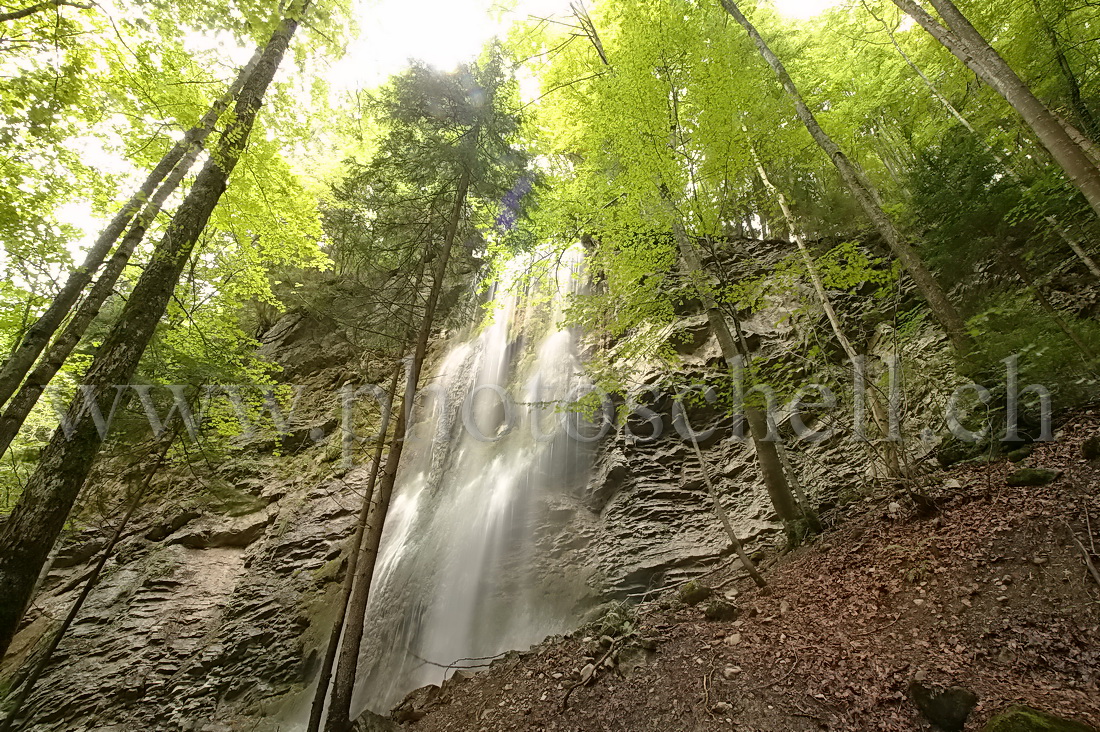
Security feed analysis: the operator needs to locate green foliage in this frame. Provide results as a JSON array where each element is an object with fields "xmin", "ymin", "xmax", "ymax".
[
  {"xmin": 908, "ymin": 132, "xmax": 1022, "ymax": 281},
  {"xmin": 964, "ymin": 295, "xmax": 1100, "ymax": 406}
]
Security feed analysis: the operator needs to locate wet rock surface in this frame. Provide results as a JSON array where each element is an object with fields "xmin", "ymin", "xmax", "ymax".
[{"xmin": 1, "ymin": 455, "xmax": 371, "ymax": 731}]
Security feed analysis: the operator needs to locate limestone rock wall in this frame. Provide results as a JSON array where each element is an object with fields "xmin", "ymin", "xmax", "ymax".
[{"xmin": 0, "ymin": 237, "xmax": 958, "ymax": 730}]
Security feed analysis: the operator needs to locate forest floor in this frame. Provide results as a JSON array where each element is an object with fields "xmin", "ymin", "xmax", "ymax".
[{"xmin": 393, "ymin": 412, "xmax": 1100, "ymax": 732}]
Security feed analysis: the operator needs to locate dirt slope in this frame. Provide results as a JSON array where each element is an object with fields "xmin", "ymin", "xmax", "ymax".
[{"xmin": 393, "ymin": 414, "xmax": 1100, "ymax": 732}]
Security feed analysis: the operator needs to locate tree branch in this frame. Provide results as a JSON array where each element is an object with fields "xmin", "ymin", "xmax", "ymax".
[{"xmin": 0, "ymin": 0, "xmax": 92, "ymax": 23}]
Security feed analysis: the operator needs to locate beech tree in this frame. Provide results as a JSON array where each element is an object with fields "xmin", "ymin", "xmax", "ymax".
[
  {"xmin": 0, "ymin": 0, "xmax": 311, "ymax": 658},
  {"xmin": 717, "ymin": 0, "xmax": 971, "ymax": 353},
  {"xmin": 890, "ymin": 0, "xmax": 1100, "ymax": 219}
]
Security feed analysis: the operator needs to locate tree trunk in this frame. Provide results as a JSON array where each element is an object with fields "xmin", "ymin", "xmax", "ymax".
[
  {"xmin": 775, "ymin": 443, "xmax": 822, "ymax": 533},
  {"xmin": 1003, "ymin": 252, "xmax": 1096, "ymax": 363},
  {"xmin": 868, "ymin": 8, "xmax": 1100, "ymax": 280},
  {"xmin": 0, "ymin": 433, "xmax": 173, "ymax": 732},
  {"xmin": 0, "ymin": 1, "xmax": 307, "ymax": 659},
  {"xmin": 323, "ymin": 164, "xmax": 473, "ymax": 732},
  {"xmin": 753, "ymin": 150, "xmax": 901, "ymax": 477},
  {"xmin": 753, "ymin": 152, "xmax": 858, "ymax": 363},
  {"xmin": 718, "ymin": 0, "xmax": 972, "ymax": 353},
  {"xmin": 305, "ymin": 367, "xmax": 401, "ymax": 732},
  {"xmin": 684, "ymin": 414, "xmax": 766, "ymax": 587},
  {"xmin": 306, "ymin": 249, "xmax": 430, "ymax": 732},
  {"xmin": 890, "ymin": 0, "xmax": 1100, "ymax": 220},
  {"xmin": 1028, "ymin": 0, "xmax": 1099, "ymax": 143},
  {"xmin": 662, "ymin": 191, "xmax": 800, "ymax": 522},
  {"xmin": 0, "ymin": 145, "xmax": 206, "ymax": 457},
  {"xmin": 1055, "ymin": 113, "xmax": 1100, "ymax": 167},
  {"xmin": 0, "ymin": 0, "xmax": 91, "ymax": 24},
  {"xmin": 0, "ymin": 47, "xmax": 261, "ymax": 411}
]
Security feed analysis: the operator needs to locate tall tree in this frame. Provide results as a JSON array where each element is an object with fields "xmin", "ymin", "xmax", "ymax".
[
  {"xmin": 323, "ymin": 170, "xmax": 469, "ymax": 731},
  {"xmin": 889, "ymin": 0, "xmax": 1100, "ymax": 220},
  {"xmin": 0, "ymin": 48, "xmax": 261, "ymax": 411},
  {"xmin": 0, "ymin": 52, "xmax": 266, "ymax": 457},
  {"xmin": 317, "ymin": 52, "xmax": 527, "ymax": 730},
  {"xmin": 717, "ymin": 0, "xmax": 971, "ymax": 353},
  {"xmin": 0, "ymin": 0, "xmax": 311, "ymax": 658},
  {"xmin": 864, "ymin": 5, "xmax": 1100, "ymax": 280},
  {"xmin": 663, "ymin": 194, "xmax": 801, "ymax": 523}
]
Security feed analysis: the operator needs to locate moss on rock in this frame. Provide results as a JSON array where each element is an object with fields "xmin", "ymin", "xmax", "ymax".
[
  {"xmin": 678, "ymin": 581, "xmax": 713, "ymax": 606},
  {"xmin": 1006, "ymin": 468, "xmax": 1061, "ymax": 487},
  {"xmin": 983, "ymin": 705, "xmax": 1097, "ymax": 732}
]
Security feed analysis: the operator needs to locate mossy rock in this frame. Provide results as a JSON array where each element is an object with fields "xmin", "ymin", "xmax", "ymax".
[
  {"xmin": 1007, "ymin": 445, "xmax": 1034, "ymax": 463},
  {"xmin": 1082, "ymin": 435, "xmax": 1100, "ymax": 461},
  {"xmin": 204, "ymin": 479, "xmax": 269, "ymax": 516},
  {"xmin": 909, "ymin": 679, "xmax": 977, "ymax": 732},
  {"xmin": 1006, "ymin": 468, "xmax": 1061, "ymax": 487},
  {"xmin": 785, "ymin": 518, "xmax": 811, "ymax": 549},
  {"xmin": 703, "ymin": 600, "xmax": 739, "ymax": 621},
  {"xmin": 678, "ymin": 581, "xmax": 713, "ymax": 606},
  {"xmin": 983, "ymin": 705, "xmax": 1097, "ymax": 732},
  {"xmin": 938, "ymin": 439, "xmax": 985, "ymax": 468}
]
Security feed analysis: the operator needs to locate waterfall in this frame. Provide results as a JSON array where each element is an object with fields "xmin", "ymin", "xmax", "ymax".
[{"xmin": 352, "ymin": 246, "xmax": 599, "ymax": 715}]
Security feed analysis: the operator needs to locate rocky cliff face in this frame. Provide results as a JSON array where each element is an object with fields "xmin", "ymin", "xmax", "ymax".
[
  {"xmin": 0, "ymin": 308, "xmax": 384, "ymax": 730},
  {"xmin": 0, "ymin": 237, "xmax": 963, "ymax": 730}
]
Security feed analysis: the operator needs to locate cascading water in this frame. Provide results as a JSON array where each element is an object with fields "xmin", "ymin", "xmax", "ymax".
[{"xmin": 352, "ymin": 246, "xmax": 600, "ymax": 715}]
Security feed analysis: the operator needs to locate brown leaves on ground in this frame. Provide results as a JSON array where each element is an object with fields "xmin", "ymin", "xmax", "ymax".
[{"xmin": 405, "ymin": 414, "xmax": 1100, "ymax": 732}]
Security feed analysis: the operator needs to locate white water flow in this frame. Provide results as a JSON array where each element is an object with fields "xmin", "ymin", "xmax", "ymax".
[{"xmin": 352, "ymin": 247, "xmax": 599, "ymax": 715}]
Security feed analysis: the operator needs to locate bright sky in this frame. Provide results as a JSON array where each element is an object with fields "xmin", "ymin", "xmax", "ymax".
[
  {"xmin": 49, "ymin": 0, "xmax": 842, "ymax": 268},
  {"xmin": 330, "ymin": 0, "xmax": 843, "ymax": 90},
  {"xmin": 331, "ymin": 0, "xmax": 575, "ymax": 89},
  {"xmin": 774, "ymin": 0, "xmax": 843, "ymax": 20}
]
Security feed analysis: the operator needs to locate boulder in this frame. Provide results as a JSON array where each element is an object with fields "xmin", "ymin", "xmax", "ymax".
[
  {"xmin": 678, "ymin": 581, "xmax": 713, "ymax": 606},
  {"xmin": 1006, "ymin": 468, "xmax": 1061, "ymax": 487},
  {"xmin": 352, "ymin": 709, "xmax": 400, "ymax": 731},
  {"xmin": 1007, "ymin": 445, "xmax": 1034, "ymax": 463},
  {"xmin": 391, "ymin": 684, "xmax": 441, "ymax": 723},
  {"xmin": 1082, "ymin": 434, "xmax": 1100, "ymax": 461},
  {"xmin": 909, "ymin": 678, "xmax": 977, "ymax": 732},
  {"xmin": 983, "ymin": 706, "xmax": 1097, "ymax": 732},
  {"xmin": 703, "ymin": 599, "xmax": 739, "ymax": 621}
]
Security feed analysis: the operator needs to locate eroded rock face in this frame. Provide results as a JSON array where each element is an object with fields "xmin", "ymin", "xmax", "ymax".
[
  {"xmin": 1, "ymin": 444, "xmax": 383, "ymax": 731},
  {"xmin": 2, "ymin": 237, "xmax": 960, "ymax": 729}
]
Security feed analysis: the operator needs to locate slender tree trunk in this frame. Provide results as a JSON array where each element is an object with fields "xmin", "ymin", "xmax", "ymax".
[
  {"xmin": 661, "ymin": 190, "xmax": 799, "ymax": 522},
  {"xmin": 1028, "ymin": 0, "xmax": 1099, "ymax": 143},
  {"xmin": 0, "ymin": 433, "xmax": 173, "ymax": 732},
  {"xmin": 752, "ymin": 152, "xmax": 857, "ymax": 363},
  {"xmin": 684, "ymin": 414, "xmax": 766, "ymax": 587},
  {"xmin": 718, "ymin": 0, "xmax": 971, "ymax": 353},
  {"xmin": 890, "ymin": 0, "xmax": 1100, "ymax": 220},
  {"xmin": 305, "ymin": 367, "xmax": 401, "ymax": 732},
  {"xmin": 0, "ymin": 48, "xmax": 261, "ymax": 412},
  {"xmin": 307, "ymin": 251, "xmax": 429, "ymax": 732},
  {"xmin": 775, "ymin": 443, "xmax": 822, "ymax": 533},
  {"xmin": 867, "ymin": 9, "xmax": 1100, "ymax": 280},
  {"xmin": 1055, "ymin": 112, "xmax": 1100, "ymax": 167},
  {"xmin": 324, "ymin": 164, "xmax": 473, "ymax": 732},
  {"xmin": 0, "ymin": 0, "xmax": 91, "ymax": 24},
  {"xmin": 1003, "ymin": 252, "xmax": 1096, "ymax": 363},
  {"xmin": 753, "ymin": 150, "xmax": 901, "ymax": 477},
  {"xmin": 0, "ymin": 2, "xmax": 307, "ymax": 659},
  {"xmin": 0, "ymin": 146, "xmax": 206, "ymax": 458}
]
